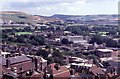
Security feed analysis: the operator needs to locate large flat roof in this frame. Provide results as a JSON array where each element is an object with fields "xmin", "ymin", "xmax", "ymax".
[{"xmin": 97, "ymin": 49, "xmax": 113, "ymax": 52}]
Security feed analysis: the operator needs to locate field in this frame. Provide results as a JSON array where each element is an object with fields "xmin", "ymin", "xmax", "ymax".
[
  {"xmin": 15, "ymin": 32, "xmax": 32, "ymax": 35},
  {"xmin": 98, "ymin": 32, "xmax": 109, "ymax": 35}
]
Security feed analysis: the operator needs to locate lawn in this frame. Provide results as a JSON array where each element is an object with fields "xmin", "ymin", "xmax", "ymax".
[
  {"xmin": 99, "ymin": 32, "xmax": 108, "ymax": 35},
  {"xmin": 15, "ymin": 32, "xmax": 32, "ymax": 35}
]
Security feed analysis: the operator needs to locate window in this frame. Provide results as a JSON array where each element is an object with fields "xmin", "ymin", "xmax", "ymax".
[{"xmin": 19, "ymin": 65, "xmax": 23, "ymax": 71}]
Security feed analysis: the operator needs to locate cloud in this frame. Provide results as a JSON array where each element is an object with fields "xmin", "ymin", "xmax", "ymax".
[
  {"xmin": 0, "ymin": 0, "xmax": 118, "ymax": 16},
  {"xmin": 0, "ymin": 0, "xmax": 87, "ymax": 2}
]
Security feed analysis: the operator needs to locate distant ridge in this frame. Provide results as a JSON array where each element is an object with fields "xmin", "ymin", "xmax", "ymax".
[
  {"xmin": 0, "ymin": 11, "xmax": 27, "ymax": 15},
  {"xmin": 0, "ymin": 11, "xmax": 118, "ymax": 26},
  {"xmin": 51, "ymin": 14, "xmax": 118, "ymax": 20},
  {"xmin": 0, "ymin": 11, "xmax": 63, "ymax": 25}
]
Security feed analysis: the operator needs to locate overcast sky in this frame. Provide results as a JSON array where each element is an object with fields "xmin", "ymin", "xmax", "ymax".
[{"xmin": 0, "ymin": 0, "xmax": 119, "ymax": 16}]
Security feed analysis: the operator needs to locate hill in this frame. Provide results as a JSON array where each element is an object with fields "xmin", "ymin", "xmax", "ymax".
[
  {"xmin": 0, "ymin": 11, "xmax": 118, "ymax": 26},
  {"xmin": 0, "ymin": 11, "xmax": 62, "ymax": 25}
]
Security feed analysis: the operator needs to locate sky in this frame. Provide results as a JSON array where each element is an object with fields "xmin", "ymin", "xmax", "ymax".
[{"xmin": 0, "ymin": 0, "xmax": 119, "ymax": 16}]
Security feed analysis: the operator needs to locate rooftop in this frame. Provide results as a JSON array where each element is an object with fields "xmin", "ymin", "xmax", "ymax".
[
  {"xmin": 0, "ymin": 55, "xmax": 31, "ymax": 65},
  {"xmin": 1, "ymin": 52, "xmax": 10, "ymax": 55},
  {"xmin": 89, "ymin": 66, "xmax": 105, "ymax": 76},
  {"xmin": 97, "ymin": 49, "xmax": 113, "ymax": 52},
  {"xmin": 71, "ymin": 63, "xmax": 95, "ymax": 67}
]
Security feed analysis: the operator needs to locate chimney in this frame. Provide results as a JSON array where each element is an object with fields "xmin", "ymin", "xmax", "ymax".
[
  {"xmin": 19, "ymin": 53, "xmax": 21, "ymax": 56},
  {"xmin": 6, "ymin": 58, "xmax": 10, "ymax": 68},
  {"xmin": 70, "ymin": 68, "xmax": 76, "ymax": 78},
  {"xmin": 32, "ymin": 56, "xmax": 37, "ymax": 70},
  {"xmin": 70, "ymin": 68, "xmax": 75, "ymax": 75},
  {"xmin": 35, "ymin": 58, "xmax": 38, "ymax": 71},
  {"xmin": 5, "ymin": 54, "xmax": 9, "ymax": 58}
]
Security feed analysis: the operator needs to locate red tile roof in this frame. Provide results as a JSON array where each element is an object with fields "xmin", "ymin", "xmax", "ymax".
[
  {"xmin": 31, "ymin": 71, "xmax": 44, "ymax": 78},
  {"xmin": 11, "ymin": 61, "xmax": 34, "ymax": 74},
  {"xmin": 89, "ymin": 66, "xmax": 105, "ymax": 76},
  {"xmin": 48, "ymin": 64, "xmax": 71, "ymax": 78},
  {"xmin": 49, "ymin": 63, "xmax": 56, "ymax": 69},
  {"xmin": 0, "ymin": 65, "xmax": 10, "ymax": 73}
]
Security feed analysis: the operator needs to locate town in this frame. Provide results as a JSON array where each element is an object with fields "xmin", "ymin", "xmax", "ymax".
[{"xmin": 0, "ymin": 11, "xmax": 120, "ymax": 79}]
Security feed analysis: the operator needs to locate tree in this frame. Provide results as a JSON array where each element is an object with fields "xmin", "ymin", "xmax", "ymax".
[
  {"xmin": 52, "ymin": 49, "xmax": 65, "ymax": 65},
  {"xmin": 89, "ymin": 35, "xmax": 107, "ymax": 44},
  {"xmin": 2, "ymin": 33, "xmax": 8, "ymax": 39},
  {"xmin": 106, "ymin": 39, "xmax": 118, "ymax": 47},
  {"xmin": 65, "ymin": 26, "xmax": 89, "ymax": 35},
  {"xmin": 54, "ymin": 57, "xmax": 62, "ymax": 64},
  {"xmin": 61, "ymin": 38, "xmax": 69, "ymax": 44},
  {"xmin": 7, "ymin": 37, "xmax": 16, "ymax": 42},
  {"xmin": 89, "ymin": 35, "xmax": 118, "ymax": 47},
  {"xmin": 108, "ymin": 30, "xmax": 117, "ymax": 35},
  {"xmin": 29, "ymin": 35, "xmax": 45, "ymax": 45},
  {"xmin": 46, "ymin": 57, "xmax": 54, "ymax": 65},
  {"xmin": 36, "ymin": 49, "xmax": 49, "ymax": 59},
  {"xmin": 56, "ymin": 27, "xmax": 61, "ymax": 31},
  {"xmin": 30, "ymin": 40, "xmax": 39, "ymax": 46},
  {"xmin": 61, "ymin": 38, "xmax": 73, "ymax": 44},
  {"xmin": 15, "ymin": 36, "xmax": 25, "ymax": 43},
  {"xmin": 24, "ymin": 27, "xmax": 31, "ymax": 32},
  {"xmin": 118, "ymin": 40, "xmax": 120, "ymax": 47},
  {"xmin": 53, "ymin": 50, "xmax": 63, "ymax": 59}
]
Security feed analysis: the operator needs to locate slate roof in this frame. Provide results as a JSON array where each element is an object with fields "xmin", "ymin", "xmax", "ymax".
[{"xmin": 0, "ymin": 55, "xmax": 31, "ymax": 65}]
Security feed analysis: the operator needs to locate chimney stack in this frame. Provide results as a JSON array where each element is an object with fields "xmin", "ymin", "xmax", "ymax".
[
  {"xmin": 70, "ymin": 68, "xmax": 75, "ymax": 75},
  {"xmin": 6, "ymin": 58, "xmax": 10, "ymax": 68},
  {"xmin": 32, "ymin": 56, "xmax": 38, "ymax": 71}
]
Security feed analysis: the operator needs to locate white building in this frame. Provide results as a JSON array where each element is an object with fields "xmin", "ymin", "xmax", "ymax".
[{"xmin": 61, "ymin": 35, "xmax": 88, "ymax": 44}]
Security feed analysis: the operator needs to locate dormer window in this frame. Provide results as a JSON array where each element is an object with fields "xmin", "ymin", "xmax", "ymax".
[
  {"xmin": 7, "ymin": 67, "xmax": 11, "ymax": 69},
  {"xmin": 14, "ymin": 69, "xmax": 17, "ymax": 73},
  {"xmin": 13, "ymin": 67, "xmax": 17, "ymax": 70},
  {"xmin": 54, "ymin": 64, "xmax": 60, "ymax": 70},
  {"xmin": 19, "ymin": 65, "xmax": 23, "ymax": 71}
]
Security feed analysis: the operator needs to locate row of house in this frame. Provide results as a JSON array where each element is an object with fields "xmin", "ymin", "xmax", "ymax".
[
  {"xmin": 1, "ymin": 48, "xmax": 120, "ymax": 79},
  {"xmin": 0, "ymin": 51, "xmax": 80, "ymax": 79}
]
